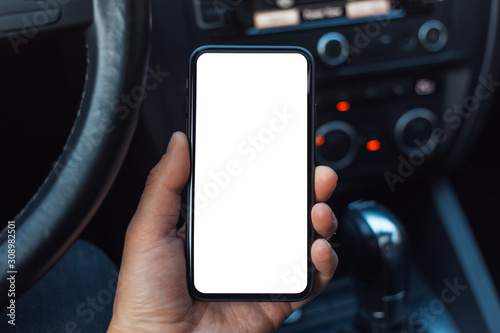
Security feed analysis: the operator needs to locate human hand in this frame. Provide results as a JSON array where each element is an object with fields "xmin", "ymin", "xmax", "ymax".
[{"xmin": 108, "ymin": 131, "xmax": 339, "ymax": 333}]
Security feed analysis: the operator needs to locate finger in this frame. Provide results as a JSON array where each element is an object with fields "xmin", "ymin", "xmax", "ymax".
[
  {"xmin": 315, "ymin": 166, "xmax": 338, "ymax": 202},
  {"xmin": 311, "ymin": 203, "xmax": 337, "ymax": 239},
  {"xmin": 310, "ymin": 238, "xmax": 338, "ymax": 284},
  {"xmin": 128, "ymin": 132, "xmax": 190, "ymax": 243},
  {"xmin": 291, "ymin": 239, "xmax": 338, "ymax": 312}
]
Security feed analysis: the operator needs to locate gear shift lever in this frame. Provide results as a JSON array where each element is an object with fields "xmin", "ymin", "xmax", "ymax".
[{"xmin": 343, "ymin": 200, "xmax": 409, "ymax": 332}]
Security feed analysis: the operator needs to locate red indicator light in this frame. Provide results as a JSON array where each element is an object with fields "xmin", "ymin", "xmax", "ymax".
[
  {"xmin": 336, "ymin": 101, "xmax": 351, "ymax": 112},
  {"xmin": 366, "ymin": 140, "xmax": 381, "ymax": 151},
  {"xmin": 316, "ymin": 135, "xmax": 325, "ymax": 146}
]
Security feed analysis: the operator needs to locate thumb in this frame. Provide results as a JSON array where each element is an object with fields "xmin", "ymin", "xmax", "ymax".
[
  {"xmin": 110, "ymin": 132, "xmax": 192, "ymax": 330},
  {"xmin": 127, "ymin": 131, "xmax": 190, "ymax": 245}
]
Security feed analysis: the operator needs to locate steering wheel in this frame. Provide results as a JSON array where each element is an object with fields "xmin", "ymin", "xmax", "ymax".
[{"xmin": 0, "ymin": 0, "xmax": 151, "ymax": 303}]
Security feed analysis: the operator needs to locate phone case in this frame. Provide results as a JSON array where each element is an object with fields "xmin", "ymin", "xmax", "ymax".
[{"xmin": 186, "ymin": 45, "xmax": 315, "ymax": 301}]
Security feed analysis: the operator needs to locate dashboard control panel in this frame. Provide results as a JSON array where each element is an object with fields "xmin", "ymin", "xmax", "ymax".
[{"xmin": 182, "ymin": 0, "xmax": 489, "ymax": 188}]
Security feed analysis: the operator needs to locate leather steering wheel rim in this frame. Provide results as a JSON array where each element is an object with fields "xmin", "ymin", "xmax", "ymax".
[{"xmin": 0, "ymin": 0, "xmax": 151, "ymax": 302}]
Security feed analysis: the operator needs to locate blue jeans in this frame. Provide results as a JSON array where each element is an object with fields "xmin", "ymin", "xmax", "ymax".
[{"xmin": 1, "ymin": 240, "xmax": 118, "ymax": 332}]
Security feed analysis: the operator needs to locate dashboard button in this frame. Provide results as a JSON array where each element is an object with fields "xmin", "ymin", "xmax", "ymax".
[
  {"xmin": 317, "ymin": 32, "xmax": 350, "ymax": 66},
  {"xmin": 322, "ymin": 131, "xmax": 351, "ymax": 161},
  {"xmin": 394, "ymin": 108, "xmax": 438, "ymax": 155},
  {"xmin": 418, "ymin": 19, "xmax": 448, "ymax": 52},
  {"xmin": 403, "ymin": 117, "xmax": 434, "ymax": 147},
  {"xmin": 316, "ymin": 121, "xmax": 358, "ymax": 170}
]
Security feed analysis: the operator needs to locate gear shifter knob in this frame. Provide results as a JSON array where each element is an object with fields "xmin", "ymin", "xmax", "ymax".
[{"xmin": 343, "ymin": 200, "xmax": 409, "ymax": 332}]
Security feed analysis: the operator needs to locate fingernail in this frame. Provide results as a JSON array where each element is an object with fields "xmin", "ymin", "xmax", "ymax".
[
  {"xmin": 332, "ymin": 212, "xmax": 338, "ymax": 229},
  {"xmin": 166, "ymin": 133, "xmax": 177, "ymax": 154}
]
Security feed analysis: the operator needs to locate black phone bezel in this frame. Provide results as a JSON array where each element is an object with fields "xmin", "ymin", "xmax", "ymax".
[{"xmin": 186, "ymin": 45, "xmax": 315, "ymax": 302}]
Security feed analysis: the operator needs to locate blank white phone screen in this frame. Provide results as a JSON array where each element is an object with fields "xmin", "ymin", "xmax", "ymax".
[{"xmin": 193, "ymin": 52, "xmax": 309, "ymax": 294}]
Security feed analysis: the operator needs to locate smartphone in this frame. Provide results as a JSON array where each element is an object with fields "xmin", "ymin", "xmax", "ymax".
[{"xmin": 186, "ymin": 46, "xmax": 315, "ymax": 301}]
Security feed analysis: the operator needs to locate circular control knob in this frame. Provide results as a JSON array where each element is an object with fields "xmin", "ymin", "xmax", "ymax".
[
  {"xmin": 317, "ymin": 32, "xmax": 350, "ymax": 66},
  {"xmin": 394, "ymin": 108, "xmax": 438, "ymax": 156},
  {"xmin": 418, "ymin": 19, "xmax": 448, "ymax": 52},
  {"xmin": 316, "ymin": 121, "xmax": 357, "ymax": 170}
]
